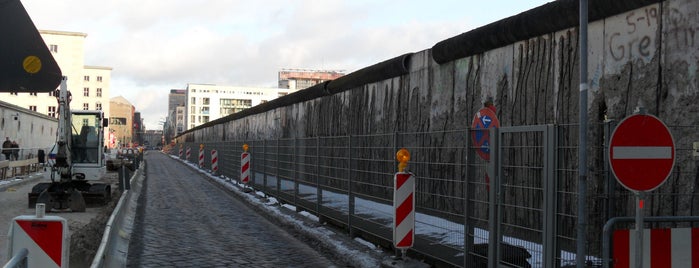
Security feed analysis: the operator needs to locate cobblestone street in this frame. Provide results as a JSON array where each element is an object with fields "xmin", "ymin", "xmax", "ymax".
[{"xmin": 126, "ymin": 153, "xmax": 343, "ymax": 267}]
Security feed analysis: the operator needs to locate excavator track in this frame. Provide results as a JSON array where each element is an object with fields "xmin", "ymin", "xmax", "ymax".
[{"xmin": 28, "ymin": 181, "xmax": 111, "ymax": 212}]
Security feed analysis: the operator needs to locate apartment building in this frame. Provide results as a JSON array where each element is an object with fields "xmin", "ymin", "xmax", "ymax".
[
  {"xmin": 185, "ymin": 84, "xmax": 288, "ymax": 130},
  {"xmin": 278, "ymin": 69, "xmax": 344, "ymax": 91}
]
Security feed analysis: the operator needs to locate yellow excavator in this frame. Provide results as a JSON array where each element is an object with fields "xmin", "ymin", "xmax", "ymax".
[{"xmin": 1, "ymin": 0, "xmax": 111, "ymax": 211}]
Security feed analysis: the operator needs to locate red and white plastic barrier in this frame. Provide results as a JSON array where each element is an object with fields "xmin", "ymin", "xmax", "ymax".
[
  {"xmin": 8, "ymin": 205, "xmax": 70, "ymax": 267},
  {"xmin": 178, "ymin": 148, "xmax": 183, "ymax": 158},
  {"xmin": 241, "ymin": 152, "xmax": 250, "ymax": 184},
  {"xmin": 613, "ymin": 227, "xmax": 699, "ymax": 267},
  {"xmin": 393, "ymin": 172, "xmax": 415, "ymax": 249},
  {"xmin": 186, "ymin": 147, "xmax": 191, "ymax": 160},
  {"xmin": 211, "ymin": 149, "xmax": 218, "ymax": 173},
  {"xmin": 198, "ymin": 147, "xmax": 204, "ymax": 168}
]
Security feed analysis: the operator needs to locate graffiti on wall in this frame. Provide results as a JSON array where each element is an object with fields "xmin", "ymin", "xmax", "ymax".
[
  {"xmin": 668, "ymin": 6, "xmax": 698, "ymax": 50},
  {"xmin": 608, "ymin": 6, "xmax": 659, "ymax": 62}
]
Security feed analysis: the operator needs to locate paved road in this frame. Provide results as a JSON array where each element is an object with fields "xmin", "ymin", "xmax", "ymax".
[{"xmin": 127, "ymin": 152, "xmax": 343, "ymax": 267}]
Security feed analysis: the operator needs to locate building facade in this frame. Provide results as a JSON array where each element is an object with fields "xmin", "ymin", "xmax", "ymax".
[
  {"xmin": 165, "ymin": 89, "xmax": 186, "ymax": 143},
  {"xmin": 109, "ymin": 96, "xmax": 134, "ymax": 148},
  {"xmin": 278, "ymin": 69, "xmax": 344, "ymax": 91},
  {"xmin": 184, "ymin": 84, "xmax": 289, "ymax": 130}
]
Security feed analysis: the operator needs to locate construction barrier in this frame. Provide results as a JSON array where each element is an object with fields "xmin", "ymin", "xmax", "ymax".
[
  {"xmin": 393, "ymin": 149, "xmax": 414, "ymax": 250},
  {"xmin": 211, "ymin": 149, "xmax": 218, "ymax": 174},
  {"xmin": 7, "ymin": 204, "xmax": 70, "ymax": 268},
  {"xmin": 241, "ymin": 151, "xmax": 250, "ymax": 184},
  {"xmin": 198, "ymin": 145, "xmax": 204, "ymax": 168},
  {"xmin": 613, "ymin": 227, "xmax": 699, "ymax": 267}
]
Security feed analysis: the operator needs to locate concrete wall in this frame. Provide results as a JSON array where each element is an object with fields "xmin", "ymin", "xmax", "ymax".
[
  {"xmin": 0, "ymin": 102, "xmax": 58, "ymax": 160},
  {"xmin": 177, "ymin": 0, "xmax": 699, "ymax": 219}
]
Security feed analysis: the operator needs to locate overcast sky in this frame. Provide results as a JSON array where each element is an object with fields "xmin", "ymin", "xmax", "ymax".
[{"xmin": 22, "ymin": 0, "xmax": 552, "ymax": 129}]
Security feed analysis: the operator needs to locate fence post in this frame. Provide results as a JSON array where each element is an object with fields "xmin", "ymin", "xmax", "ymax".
[
  {"xmin": 316, "ymin": 136, "xmax": 322, "ymax": 224},
  {"xmin": 263, "ymin": 140, "xmax": 267, "ymax": 194},
  {"xmin": 464, "ymin": 128, "xmax": 475, "ymax": 266},
  {"xmin": 293, "ymin": 138, "xmax": 298, "ymax": 209},
  {"xmin": 543, "ymin": 125, "xmax": 558, "ymax": 268},
  {"xmin": 487, "ymin": 127, "xmax": 501, "ymax": 268},
  {"xmin": 605, "ymin": 119, "xmax": 617, "ymax": 221},
  {"xmin": 277, "ymin": 139, "xmax": 281, "ymax": 197},
  {"xmin": 348, "ymin": 135, "xmax": 354, "ymax": 237}
]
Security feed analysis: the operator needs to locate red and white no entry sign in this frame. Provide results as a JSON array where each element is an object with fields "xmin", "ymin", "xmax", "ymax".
[{"xmin": 609, "ymin": 114, "xmax": 675, "ymax": 192}]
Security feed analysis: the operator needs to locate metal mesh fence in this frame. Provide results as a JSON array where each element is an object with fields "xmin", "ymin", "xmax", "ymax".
[{"xmin": 164, "ymin": 122, "xmax": 699, "ymax": 267}]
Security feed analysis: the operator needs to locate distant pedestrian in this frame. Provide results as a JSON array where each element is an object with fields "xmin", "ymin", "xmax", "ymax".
[
  {"xmin": 11, "ymin": 141, "xmax": 19, "ymax": 160},
  {"xmin": 2, "ymin": 137, "xmax": 11, "ymax": 160}
]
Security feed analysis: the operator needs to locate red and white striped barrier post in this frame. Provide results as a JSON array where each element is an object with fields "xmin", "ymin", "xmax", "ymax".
[
  {"xmin": 198, "ymin": 144, "xmax": 204, "ymax": 168},
  {"xmin": 211, "ymin": 149, "xmax": 218, "ymax": 174},
  {"xmin": 186, "ymin": 147, "xmax": 191, "ymax": 161},
  {"xmin": 241, "ymin": 144, "xmax": 250, "ymax": 186},
  {"xmin": 393, "ymin": 148, "xmax": 415, "ymax": 257},
  {"xmin": 613, "ymin": 227, "xmax": 699, "ymax": 267},
  {"xmin": 178, "ymin": 144, "xmax": 183, "ymax": 159}
]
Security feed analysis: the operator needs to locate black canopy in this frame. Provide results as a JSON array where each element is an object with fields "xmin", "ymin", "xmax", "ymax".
[{"xmin": 0, "ymin": 0, "xmax": 61, "ymax": 92}]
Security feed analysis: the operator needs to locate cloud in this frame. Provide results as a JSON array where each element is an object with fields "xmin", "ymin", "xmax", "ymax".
[{"xmin": 21, "ymin": 0, "xmax": 546, "ymax": 129}]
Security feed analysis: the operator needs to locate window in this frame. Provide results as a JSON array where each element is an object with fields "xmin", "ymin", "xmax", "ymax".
[
  {"xmin": 83, "ymin": 76, "xmax": 90, "ymax": 81},
  {"xmin": 83, "ymin": 103, "xmax": 89, "ymax": 110},
  {"xmin": 96, "ymin": 88, "xmax": 102, "ymax": 97},
  {"xmin": 48, "ymin": 106, "xmax": 56, "ymax": 118},
  {"xmin": 95, "ymin": 103, "xmax": 102, "ymax": 110},
  {"xmin": 49, "ymin": 44, "xmax": 58, "ymax": 53},
  {"xmin": 191, "ymin": 106, "xmax": 195, "ymax": 114},
  {"xmin": 97, "ymin": 76, "xmax": 103, "ymax": 82},
  {"xmin": 29, "ymin": 92, "xmax": 37, "ymax": 96},
  {"xmin": 191, "ymin": 97, "xmax": 196, "ymax": 105},
  {"xmin": 29, "ymin": 106, "xmax": 36, "ymax": 111},
  {"xmin": 83, "ymin": 87, "xmax": 89, "ymax": 97},
  {"xmin": 203, "ymin": 98, "xmax": 210, "ymax": 105}
]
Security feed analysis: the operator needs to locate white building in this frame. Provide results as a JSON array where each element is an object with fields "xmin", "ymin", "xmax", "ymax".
[
  {"xmin": 185, "ymin": 83, "xmax": 289, "ymax": 130},
  {"xmin": 0, "ymin": 30, "xmax": 112, "ymax": 126}
]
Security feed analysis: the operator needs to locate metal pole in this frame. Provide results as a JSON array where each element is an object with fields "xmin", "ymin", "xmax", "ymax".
[
  {"xmin": 577, "ymin": 0, "xmax": 589, "ymax": 267},
  {"xmin": 348, "ymin": 135, "xmax": 354, "ymax": 237},
  {"xmin": 634, "ymin": 193, "xmax": 644, "ymax": 268},
  {"xmin": 316, "ymin": 136, "xmax": 322, "ymax": 223}
]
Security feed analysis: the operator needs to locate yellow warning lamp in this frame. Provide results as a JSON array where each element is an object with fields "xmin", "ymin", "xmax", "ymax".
[
  {"xmin": 396, "ymin": 148, "xmax": 410, "ymax": 172},
  {"xmin": 243, "ymin": 144, "xmax": 249, "ymax": 152}
]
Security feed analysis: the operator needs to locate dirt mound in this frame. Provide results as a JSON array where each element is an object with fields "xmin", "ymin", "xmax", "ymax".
[{"xmin": 69, "ymin": 189, "xmax": 122, "ymax": 267}]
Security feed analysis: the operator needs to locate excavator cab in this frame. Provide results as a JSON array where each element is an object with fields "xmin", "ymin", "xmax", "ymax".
[{"xmin": 71, "ymin": 111, "xmax": 107, "ymax": 171}]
